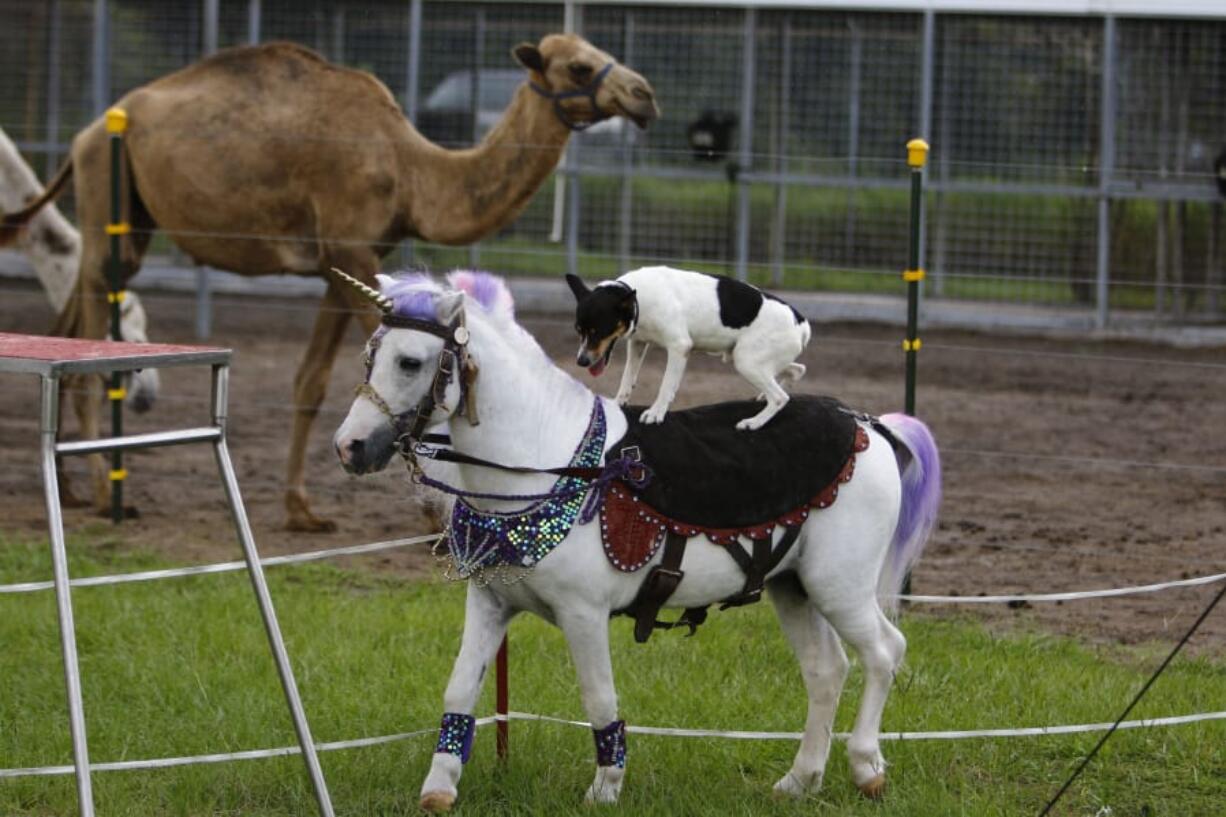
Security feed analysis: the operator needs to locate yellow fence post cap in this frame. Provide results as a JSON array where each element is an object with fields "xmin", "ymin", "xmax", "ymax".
[
  {"xmin": 105, "ymin": 107, "xmax": 129, "ymax": 133},
  {"xmin": 906, "ymin": 138, "xmax": 930, "ymax": 168}
]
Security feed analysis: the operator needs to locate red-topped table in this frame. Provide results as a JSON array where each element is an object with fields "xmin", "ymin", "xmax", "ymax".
[{"xmin": 0, "ymin": 333, "xmax": 334, "ymax": 817}]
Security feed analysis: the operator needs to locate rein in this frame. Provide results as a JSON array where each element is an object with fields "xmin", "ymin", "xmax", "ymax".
[
  {"xmin": 410, "ymin": 403, "xmax": 652, "ymax": 525},
  {"xmin": 529, "ymin": 62, "xmax": 615, "ymax": 132}
]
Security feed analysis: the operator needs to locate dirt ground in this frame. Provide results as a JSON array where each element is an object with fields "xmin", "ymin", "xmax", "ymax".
[{"xmin": 1, "ymin": 281, "xmax": 1224, "ymax": 654}]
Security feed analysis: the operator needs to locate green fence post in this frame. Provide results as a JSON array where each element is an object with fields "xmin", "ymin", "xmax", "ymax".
[
  {"xmin": 903, "ymin": 137, "xmax": 928, "ymax": 416},
  {"xmin": 105, "ymin": 106, "xmax": 128, "ymax": 523},
  {"xmin": 901, "ymin": 137, "xmax": 928, "ymax": 600}
]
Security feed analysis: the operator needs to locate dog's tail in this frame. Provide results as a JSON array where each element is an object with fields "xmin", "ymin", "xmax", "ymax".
[{"xmin": 798, "ymin": 316, "xmax": 812, "ymax": 349}]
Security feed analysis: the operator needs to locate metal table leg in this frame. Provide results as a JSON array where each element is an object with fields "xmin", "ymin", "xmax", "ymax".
[
  {"xmin": 39, "ymin": 374, "xmax": 96, "ymax": 817},
  {"xmin": 209, "ymin": 365, "xmax": 335, "ymax": 817}
]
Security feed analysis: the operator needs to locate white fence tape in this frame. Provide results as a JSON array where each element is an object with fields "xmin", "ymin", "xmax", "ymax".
[
  {"xmin": 2, "ymin": 534, "xmax": 1223, "ymax": 604},
  {"xmin": 899, "ymin": 570, "xmax": 1226, "ymax": 604},
  {"xmin": 5, "ymin": 710, "xmax": 1224, "ymax": 779},
  {"xmin": 0, "ymin": 533, "xmax": 444, "ymax": 594}
]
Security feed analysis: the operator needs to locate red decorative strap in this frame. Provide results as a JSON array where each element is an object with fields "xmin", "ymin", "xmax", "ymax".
[{"xmin": 601, "ymin": 426, "xmax": 871, "ymax": 573}]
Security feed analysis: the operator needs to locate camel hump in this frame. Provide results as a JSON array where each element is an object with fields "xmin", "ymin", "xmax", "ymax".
[
  {"xmin": 200, "ymin": 40, "xmax": 328, "ymax": 70},
  {"xmin": 151, "ymin": 39, "xmax": 397, "ymax": 108}
]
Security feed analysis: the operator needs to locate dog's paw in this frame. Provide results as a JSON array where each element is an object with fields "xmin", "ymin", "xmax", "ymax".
[
  {"xmin": 640, "ymin": 406, "xmax": 667, "ymax": 424},
  {"xmin": 615, "ymin": 391, "xmax": 633, "ymax": 406},
  {"xmin": 736, "ymin": 416, "xmax": 766, "ymax": 431}
]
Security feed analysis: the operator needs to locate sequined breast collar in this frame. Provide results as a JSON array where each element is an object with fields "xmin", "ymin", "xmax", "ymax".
[{"xmin": 444, "ymin": 400, "xmax": 607, "ymax": 581}]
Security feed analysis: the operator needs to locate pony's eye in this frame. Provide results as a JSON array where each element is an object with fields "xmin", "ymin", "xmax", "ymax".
[
  {"xmin": 398, "ymin": 356, "xmax": 423, "ymax": 373},
  {"xmin": 569, "ymin": 62, "xmax": 593, "ymax": 80}
]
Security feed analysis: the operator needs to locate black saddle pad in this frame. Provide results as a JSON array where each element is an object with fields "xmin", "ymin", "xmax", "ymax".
[{"xmin": 611, "ymin": 396, "xmax": 859, "ymax": 529}]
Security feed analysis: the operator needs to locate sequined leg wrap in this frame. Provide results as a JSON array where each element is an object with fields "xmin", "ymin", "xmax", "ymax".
[
  {"xmin": 435, "ymin": 712, "xmax": 476, "ymax": 763},
  {"xmin": 593, "ymin": 719, "xmax": 627, "ymax": 768}
]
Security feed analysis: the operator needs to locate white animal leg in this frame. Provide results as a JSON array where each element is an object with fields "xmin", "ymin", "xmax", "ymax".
[
  {"xmin": 820, "ymin": 604, "xmax": 906, "ymax": 799},
  {"xmin": 614, "ymin": 337, "xmax": 647, "ymax": 405},
  {"xmin": 420, "ymin": 584, "xmax": 512, "ymax": 813},
  {"xmin": 767, "ymin": 577, "xmax": 849, "ymax": 797},
  {"xmin": 558, "ymin": 608, "xmax": 626, "ymax": 804},
  {"xmin": 640, "ymin": 340, "xmax": 690, "ymax": 424},
  {"xmin": 779, "ymin": 362, "xmax": 806, "ymax": 387},
  {"xmin": 732, "ymin": 367, "xmax": 789, "ymax": 431}
]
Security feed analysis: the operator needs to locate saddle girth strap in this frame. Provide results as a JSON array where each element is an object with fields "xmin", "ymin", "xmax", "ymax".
[
  {"xmin": 624, "ymin": 525, "xmax": 805, "ymax": 643},
  {"xmin": 719, "ymin": 525, "xmax": 803, "ymax": 610},
  {"xmin": 629, "ymin": 532, "xmax": 689, "ymax": 644}
]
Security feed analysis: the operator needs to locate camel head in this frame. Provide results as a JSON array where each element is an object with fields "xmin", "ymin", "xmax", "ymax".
[{"xmin": 513, "ymin": 34, "xmax": 660, "ymax": 131}]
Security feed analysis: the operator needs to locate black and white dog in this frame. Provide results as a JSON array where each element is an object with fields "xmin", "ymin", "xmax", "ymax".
[{"xmin": 567, "ymin": 266, "xmax": 811, "ymax": 430}]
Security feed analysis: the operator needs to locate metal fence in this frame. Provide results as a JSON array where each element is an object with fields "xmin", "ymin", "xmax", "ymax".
[{"xmin": 1, "ymin": 0, "xmax": 1223, "ymax": 329}]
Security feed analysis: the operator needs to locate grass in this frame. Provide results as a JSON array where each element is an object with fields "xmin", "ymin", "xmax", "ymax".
[{"xmin": 2, "ymin": 532, "xmax": 1224, "ymax": 816}]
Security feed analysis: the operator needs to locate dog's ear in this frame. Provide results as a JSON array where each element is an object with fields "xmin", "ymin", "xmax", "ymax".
[
  {"xmin": 565, "ymin": 273, "xmax": 590, "ymax": 301},
  {"xmin": 619, "ymin": 287, "xmax": 637, "ymax": 314}
]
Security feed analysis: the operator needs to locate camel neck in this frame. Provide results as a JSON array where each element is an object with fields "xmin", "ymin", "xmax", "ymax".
[{"xmin": 404, "ymin": 84, "xmax": 572, "ymax": 245}]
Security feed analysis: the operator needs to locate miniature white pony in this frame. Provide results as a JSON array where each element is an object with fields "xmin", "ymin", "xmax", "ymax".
[
  {"xmin": 0, "ymin": 125, "xmax": 159, "ymax": 412},
  {"xmin": 333, "ymin": 271, "xmax": 940, "ymax": 811}
]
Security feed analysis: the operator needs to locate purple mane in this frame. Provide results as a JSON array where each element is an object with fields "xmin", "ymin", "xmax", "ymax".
[
  {"xmin": 379, "ymin": 272, "xmax": 442, "ymax": 322},
  {"xmin": 376, "ymin": 270, "xmax": 515, "ymax": 323},
  {"xmin": 447, "ymin": 270, "xmax": 515, "ymax": 317}
]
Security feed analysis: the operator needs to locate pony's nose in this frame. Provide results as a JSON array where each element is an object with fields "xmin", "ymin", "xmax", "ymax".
[{"xmin": 337, "ymin": 437, "xmax": 365, "ymax": 472}]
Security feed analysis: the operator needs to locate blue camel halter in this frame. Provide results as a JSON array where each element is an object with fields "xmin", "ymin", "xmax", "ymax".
[{"xmin": 530, "ymin": 62, "xmax": 615, "ymax": 132}]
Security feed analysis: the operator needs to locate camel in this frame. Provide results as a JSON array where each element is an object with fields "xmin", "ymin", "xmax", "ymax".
[{"xmin": 0, "ymin": 33, "xmax": 659, "ymax": 531}]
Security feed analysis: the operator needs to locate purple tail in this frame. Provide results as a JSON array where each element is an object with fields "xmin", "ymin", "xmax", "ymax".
[{"xmin": 875, "ymin": 413, "xmax": 942, "ymax": 615}]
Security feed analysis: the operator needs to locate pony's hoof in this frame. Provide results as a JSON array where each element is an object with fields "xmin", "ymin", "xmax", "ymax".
[
  {"xmin": 772, "ymin": 770, "xmax": 821, "ymax": 798},
  {"xmin": 419, "ymin": 791, "xmax": 456, "ymax": 813},
  {"xmin": 856, "ymin": 774, "xmax": 886, "ymax": 800}
]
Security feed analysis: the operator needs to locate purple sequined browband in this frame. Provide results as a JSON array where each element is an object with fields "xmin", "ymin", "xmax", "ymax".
[{"xmin": 445, "ymin": 400, "xmax": 607, "ymax": 578}]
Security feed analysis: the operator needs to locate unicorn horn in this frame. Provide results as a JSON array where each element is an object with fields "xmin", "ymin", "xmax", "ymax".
[{"xmin": 330, "ymin": 266, "xmax": 393, "ymax": 314}]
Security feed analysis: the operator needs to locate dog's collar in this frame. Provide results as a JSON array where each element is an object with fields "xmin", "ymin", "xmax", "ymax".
[{"xmin": 614, "ymin": 281, "xmax": 639, "ymax": 333}]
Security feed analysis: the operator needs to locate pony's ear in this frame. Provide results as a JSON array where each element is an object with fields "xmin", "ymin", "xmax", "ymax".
[
  {"xmin": 436, "ymin": 291, "xmax": 465, "ymax": 326},
  {"xmin": 565, "ymin": 273, "xmax": 590, "ymax": 301},
  {"xmin": 513, "ymin": 42, "xmax": 546, "ymax": 73}
]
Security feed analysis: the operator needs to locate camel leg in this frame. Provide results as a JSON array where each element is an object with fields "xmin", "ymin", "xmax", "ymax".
[
  {"xmin": 420, "ymin": 584, "xmax": 512, "ymax": 813},
  {"xmin": 285, "ymin": 256, "xmax": 382, "ymax": 532},
  {"xmin": 767, "ymin": 576, "xmax": 849, "ymax": 797},
  {"xmin": 66, "ymin": 138, "xmax": 151, "ymax": 517},
  {"xmin": 557, "ymin": 606, "xmax": 625, "ymax": 804},
  {"xmin": 75, "ymin": 244, "xmax": 141, "ymax": 517}
]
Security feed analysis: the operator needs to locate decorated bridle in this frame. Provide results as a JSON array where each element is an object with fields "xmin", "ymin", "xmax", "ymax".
[
  {"xmin": 331, "ymin": 268, "xmax": 479, "ymax": 456},
  {"xmin": 529, "ymin": 62, "xmax": 615, "ymax": 132}
]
